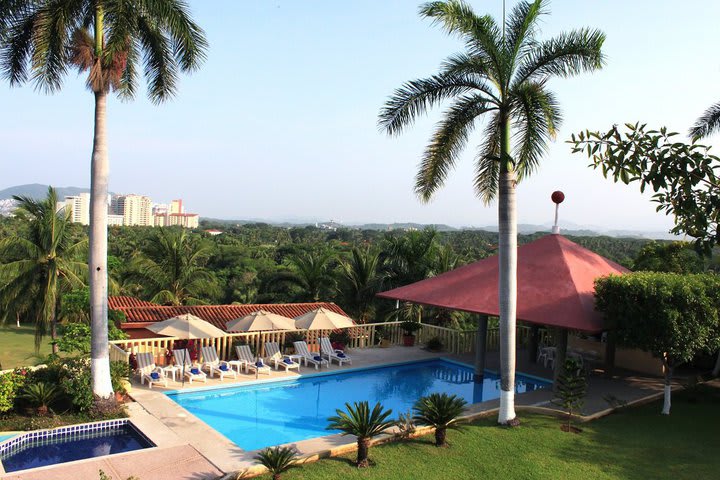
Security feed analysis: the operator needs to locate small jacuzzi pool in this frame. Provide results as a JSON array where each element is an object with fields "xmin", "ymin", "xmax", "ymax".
[{"xmin": 0, "ymin": 419, "xmax": 154, "ymax": 473}]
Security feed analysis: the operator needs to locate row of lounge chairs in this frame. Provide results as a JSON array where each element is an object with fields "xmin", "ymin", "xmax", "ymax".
[{"xmin": 135, "ymin": 337, "xmax": 352, "ymax": 388}]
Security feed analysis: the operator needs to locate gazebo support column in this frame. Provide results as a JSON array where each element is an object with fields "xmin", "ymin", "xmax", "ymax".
[
  {"xmin": 553, "ymin": 328, "xmax": 568, "ymax": 390},
  {"xmin": 605, "ymin": 330, "xmax": 616, "ymax": 376},
  {"xmin": 529, "ymin": 325, "xmax": 540, "ymax": 363},
  {"xmin": 474, "ymin": 315, "xmax": 489, "ymax": 381}
]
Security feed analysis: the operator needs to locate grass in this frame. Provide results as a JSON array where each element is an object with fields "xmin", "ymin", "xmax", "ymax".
[
  {"xmin": 0, "ymin": 325, "xmax": 53, "ymax": 370},
  {"xmin": 0, "ymin": 408, "xmax": 128, "ymax": 432},
  {"xmin": 264, "ymin": 384, "xmax": 720, "ymax": 480}
]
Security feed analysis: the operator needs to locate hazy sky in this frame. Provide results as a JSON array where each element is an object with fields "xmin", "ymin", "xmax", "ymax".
[{"xmin": 2, "ymin": 1, "xmax": 719, "ymax": 232}]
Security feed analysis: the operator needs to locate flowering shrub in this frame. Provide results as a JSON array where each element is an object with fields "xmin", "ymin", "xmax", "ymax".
[{"xmin": 60, "ymin": 357, "xmax": 131, "ymax": 411}]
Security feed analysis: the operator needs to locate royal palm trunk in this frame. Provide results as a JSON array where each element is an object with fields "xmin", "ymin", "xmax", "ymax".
[
  {"xmin": 89, "ymin": 89, "xmax": 114, "ymax": 399},
  {"xmin": 497, "ymin": 115, "xmax": 517, "ymax": 424}
]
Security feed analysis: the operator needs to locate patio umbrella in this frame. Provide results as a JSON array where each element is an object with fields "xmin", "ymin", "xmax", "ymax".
[
  {"xmin": 294, "ymin": 307, "xmax": 355, "ymax": 369},
  {"xmin": 225, "ymin": 310, "xmax": 296, "ymax": 332},
  {"xmin": 147, "ymin": 313, "xmax": 226, "ymax": 385}
]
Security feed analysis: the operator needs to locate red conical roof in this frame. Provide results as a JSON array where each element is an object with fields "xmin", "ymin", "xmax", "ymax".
[{"xmin": 377, "ymin": 234, "xmax": 629, "ymax": 333}]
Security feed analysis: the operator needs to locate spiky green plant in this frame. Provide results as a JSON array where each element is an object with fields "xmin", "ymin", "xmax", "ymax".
[
  {"xmin": 552, "ymin": 357, "xmax": 586, "ymax": 431},
  {"xmin": 20, "ymin": 382, "xmax": 61, "ymax": 415},
  {"xmin": 413, "ymin": 393, "xmax": 467, "ymax": 446},
  {"xmin": 327, "ymin": 401, "xmax": 395, "ymax": 468},
  {"xmin": 379, "ymin": 0, "xmax": 605, "ymax": 425},
  {"xmin": 254, "ymin": 446, "xmax": 297, "ymax": 480}
]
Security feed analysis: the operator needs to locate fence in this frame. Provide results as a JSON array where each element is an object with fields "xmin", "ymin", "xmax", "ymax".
[{"xmin": 109, "ymin": 322, "xmax": 549, "ymax": 365}]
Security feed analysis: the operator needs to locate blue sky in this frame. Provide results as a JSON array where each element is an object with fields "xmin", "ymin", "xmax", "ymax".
[{"xmin": 2, "ymin": 0, "xmax": 719, "ymax": 232}]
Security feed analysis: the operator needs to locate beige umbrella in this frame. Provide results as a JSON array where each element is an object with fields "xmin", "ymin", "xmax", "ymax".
[
  {"xmin": 226, "ymin": 310, "xmax": 296, "ymax": 332},
  {"xmin": 294, "ymin": 307, "xmax": 355, "ymax": 330},
  {"xmin": 147, "ymin": 313, "xmax": 226, "ymax": 385}
]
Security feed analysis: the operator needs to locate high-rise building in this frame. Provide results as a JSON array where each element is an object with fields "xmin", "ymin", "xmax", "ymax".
[
  {"xmin": 112, "ymin": 194, "xmax": 152, "ymax": 226},
  {"xmin": 170, "ymin": 199, "xmax": 184, "ymax": 215},
  {"xmin": 166, "ymin": 213, "xmax": 199, "ymax": 229},
  {"xmin": 58, "ymin": 193, "xmax": 90, "ymax": 225}
]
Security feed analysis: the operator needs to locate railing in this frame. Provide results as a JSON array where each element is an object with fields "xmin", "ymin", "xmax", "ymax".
[{"xmin": 109, "ymin": 321, "xmax": 550, "ymax": 365}]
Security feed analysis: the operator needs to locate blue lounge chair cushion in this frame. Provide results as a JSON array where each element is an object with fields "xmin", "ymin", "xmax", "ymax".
[
  {"xmin": 283, "ymin": 358, "xmax": 294, "ymax": 365},
  {"xmin": 313, "ymin": 355, "xmax": 322, "ymax": 362},
  {"xmin": 255, "ymin": 361, "xmax": 264, "ymax": 367},
  {"xmin": 337, "ymin": 352, "xmax": 346, "ymax": 358},
  {"xmin": 219, "ymin": 364, "xmax": 229, "ymax": 371},
  {"xmin": 190, "ymin": 368, "xmax": 200, "ymax": 375},
  {"xmin": 150, "ymin": 372, "xmax": 160, "ymax": 380}
]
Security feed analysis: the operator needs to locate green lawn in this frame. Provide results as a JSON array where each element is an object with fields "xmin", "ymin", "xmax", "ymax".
[
  {"xmin": 273, "ymin": 384, "xmax": 720, "ymax": 480},
  {"xmin": 0, "ymin": 326, "xmax": 53, "ymax": 370}
]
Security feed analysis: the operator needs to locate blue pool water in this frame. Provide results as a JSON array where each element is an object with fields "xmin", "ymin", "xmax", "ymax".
[
  {"xmin": 168, "ymin": 359, "xmax": 550, "ymax": 451},
  {"xmin": 1, "ymin": 424, "xmax": 153, "ymax": 473}
]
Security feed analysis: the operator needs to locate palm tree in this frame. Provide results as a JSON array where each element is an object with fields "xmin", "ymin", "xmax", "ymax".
[
  {"xmin": 378, "ymin": 0, "xmax": 605, "ymax": 424},
  {"xmin": 691, "ymin": 102, "xmax": 720, "ymax": 139},
  {"xmin": 129, "ymin": 228, "xmax": 218, "ymax": 306},
  {"xmin": 327, "ymin": 401, "xmax": 395, "ymax": 468},
  {"xmin": 0, "ymin": 188, "xmax": 86, "ymax": 352},
  {"xmin": 254, "ymin": 446, "xmax": 297, "ymax": 480},
  {"xmin": 413, "ymin": 393, "xmax": 467, "ymax": 446},
  {"xmin": 0, "ymin": 0, "xmax": 207, "ymax": 403},
  {"xmin": 338, "ymin": 247, "xmax": 386, "ymax": 323},
  {"xmin": 266, "ymin": 250, "xmax": 337, "ymax": 302}
]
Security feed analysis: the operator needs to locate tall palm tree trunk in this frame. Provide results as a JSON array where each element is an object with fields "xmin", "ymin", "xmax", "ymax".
[
  {"xmin": 498, "ymin": 115, "xmax": 517, "ymax": 424},
  {"xmin": 89, "ymin": 88, "xmax": 114, "ymax": 399}
]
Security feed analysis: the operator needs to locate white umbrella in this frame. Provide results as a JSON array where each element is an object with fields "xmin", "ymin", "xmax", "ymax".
[
  {"xmin": 147, "ymin": 313, "xmax": 226, "ymax": 385},
  {"xmin": 294, "ymin": 307, "xmax": 355, "ymax": 369},
  {"xmin": 226, "ymin": 310, "xmax": 296, "ymax": 332}
]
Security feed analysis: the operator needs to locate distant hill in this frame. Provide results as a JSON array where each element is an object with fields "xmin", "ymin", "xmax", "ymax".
[{"xmin": 0, "ymin": 184, "xmax": 90, "ymax": 200}]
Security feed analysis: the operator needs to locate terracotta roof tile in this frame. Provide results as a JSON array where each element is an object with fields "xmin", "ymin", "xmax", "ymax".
[
  {"xmin": 117, "ymin": 303, "xmax": 352, "ymax": 332},
  {"xmin": 108, "ymin": 296, "xmax": 158, "ymax": 309}
]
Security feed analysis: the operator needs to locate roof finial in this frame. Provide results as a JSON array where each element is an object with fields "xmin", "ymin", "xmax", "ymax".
[{"xmin": 551, "ymin": 191, "xmax": 565, "ymax": 234}]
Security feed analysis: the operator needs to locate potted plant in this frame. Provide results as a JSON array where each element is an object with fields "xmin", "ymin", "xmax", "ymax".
[{"xmin": 401, "ymin": 321, "xmax": 422, "ymax": 347}]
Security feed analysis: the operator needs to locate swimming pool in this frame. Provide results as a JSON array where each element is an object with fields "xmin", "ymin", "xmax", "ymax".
[{"xmin": 167, "ymin": 359, "xmax": 550, "ymax": 451}]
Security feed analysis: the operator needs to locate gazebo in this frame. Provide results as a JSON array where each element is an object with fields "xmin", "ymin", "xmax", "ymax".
[{"xmin": 377, "ymin": 232, "xmax": 629, "ymax": 381}]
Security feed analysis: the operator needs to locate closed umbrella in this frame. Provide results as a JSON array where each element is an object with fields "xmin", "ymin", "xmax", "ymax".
[
  {"xmin": 148, "ymin": 313, "xmax": 226, "ymax": 385},
  {"xmin": 226, "ymin": 310, "xmax": 296, "ymax": 332},
  {"xmin": 294, "ymin": 307, "xmax": 355, "ymax": 369}
]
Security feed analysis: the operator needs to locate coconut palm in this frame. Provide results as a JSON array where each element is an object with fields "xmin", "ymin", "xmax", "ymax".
[
  {"xmin": 378, "ymin": 0, "xmax": 605, "ymax": 424},
  {"xmin": 413, "ymin": 393, "xmax": 467, "ymax": 447},
  {"xmin": 129, "ymin": 228, "xmax": 218, "ymax": 306},
  {"xmin": 338, "ymin": 247, "xmax": 386, "ymax": 323},
  {"xmin": 254, "ymin": 446, "xmax": 297, "ymax": 480},
  {"xmin": 0, "ymin": 0, "xmax": 207, "ymax": 402},
  {"xmin": 327, "ymin": 401, "xmax": 395, "ymax": 468},
  {"xmin": 0, "ymin": 188, "xmax": 86, "ymax": 352},
  {"xmin": 691, "ymin": 102, "xmax": 720, "ymax": 139},
  {"xmin": 266, "ymin": 250, "xmax": 337, "ymax": 302}
]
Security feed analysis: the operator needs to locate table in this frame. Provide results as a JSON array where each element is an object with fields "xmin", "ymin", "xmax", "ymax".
[
  {"xmin": 161, "ymin": 365, "xmax": 181, "ymax": 382},
  {"xmin": 287, "ymin": 354, "xmax": 304, "ymax": 367},
  {"xmin": 227, "ymin": 360, "xmax": 246, "ymax": 374}
]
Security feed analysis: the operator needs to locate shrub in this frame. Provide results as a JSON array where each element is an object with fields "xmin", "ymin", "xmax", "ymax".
[
  {"xmin": 111, "ymin": 361, "xmax": 131, "ymax": 395},
  {"xmin": 396, "ymin": 409, "xmax": 416, "ymax": 439},
  {"xmin": 61, "ymin": 357, "xmax": 93, "ymax": 412},
  {"xmin": 329, "ymin": 330, "xmax": 351, "ymax": 349},
  {"xmin": 426, "ymin": 337, "xmax": 443, "ymax": 352},
  {"xmin": 0, "ymin": 371, "xmax": 27, "ymax": 413},
  {"xmin": 254, "ymin": 446, "xmax": 297, "ymax": 479},
  {"xmin": 401, "ymin": 321, "xmax": 422, "ymax": 336},
  {"xmin": 327, "ymin": 401, "xmax": 395, "ymax": 468},
  {"xmin": 413, "ymin": 393, "xmax": 467, "ymax": 447},
  {"xmin": 552, "ymin": 358, "xmax": 586, "ymax": 432},
  {"xmin": 19, "ymin": 382, "xmax": 60, "ymax": 415},
  {"xmin": 57, "ymin": 322, "xmax": 128, "ymax": 355}
]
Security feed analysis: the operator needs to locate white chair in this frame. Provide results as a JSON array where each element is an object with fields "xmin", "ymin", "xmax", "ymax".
[
  {"xmin": 538, "ymin": 346, "xmax": 556, "ymax": 369},
  {"xmin": 293, "ymin": 341, "xmax": 328, "ymax": 370},
  {"xmin": 200, "ymin": 346, "xmax": 237, "ymax": 381},
  {"xmin": 264, "ymin": 341, "xmax": 281, "ymax": 360},
  {"xmin": 136, "ymin": 352, "xmax": 167, "ymax": 389},
  {"xmin": 320, "ymin": 337, "xmax": 352, "ymax": 366},
  {"xmin": 173, "ymin": 348, "xmax": 207, "ymax": 383},
  {"xmin": 235, "ymin": 345, "xmax": 271, "ymax": 375},
  {"xmin": 267, "ymin": 350, "xmax": 300, "ymax": 372}
]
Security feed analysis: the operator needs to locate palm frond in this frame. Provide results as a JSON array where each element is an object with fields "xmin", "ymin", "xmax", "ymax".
[
  {"xmin": 513, "ymin": 27, "xmax": 605, "ymax": 85},
  {"xmin": 690, "ymin": 101, "xmax": 720, "ymax": 139},
  {"xmin": 135, "ymin": 14, "xmax": 178, "ymax": 104},
  {"xmin": 0, "ymin": 7, "xmax": 39, "ymax": 85},
  {"xmin": 504, "ymin": 0, "xmax": 546, "ymax": 63},
  {"xmin": 509, "ymin": 81, "xmax": 561, "ymax": 181},
  {"xmin": 415, "ymin": 94, "xmax": 495, "ymax": 202},
  {"xmin": 473, "ymin": 111, "xmax": 501, "ymax": 204}
]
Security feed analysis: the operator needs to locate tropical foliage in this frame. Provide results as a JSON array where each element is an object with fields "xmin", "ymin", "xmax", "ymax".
[
  {"xmin": 413, "ymin": 393, "xmax": 467, "ymax": 446},
  {"xmin": 379, "ymin": 0, "xmax": 605, "ymax": 424},
  {"xmin": 551, "ymin": 357, "xmax": 586, "ymax": 431},
  {"xmin": 327, "ymin": 401, "xmax": 395, "ymax": 467},
  {"xmin": 254, "ymin": 446, "xmax": 298, "ymax": 480},
  {"xmin": 594, "ymin": 272, "xmax": 720, "ymax": 414}
]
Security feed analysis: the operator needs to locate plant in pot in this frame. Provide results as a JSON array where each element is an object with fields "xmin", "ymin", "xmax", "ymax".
[{"xmin": 401, "ymin": 321, "xmax": 422, "ymax": 347}]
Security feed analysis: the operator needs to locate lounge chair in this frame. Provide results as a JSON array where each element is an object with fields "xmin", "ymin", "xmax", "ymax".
[
  {"xmin": 200, "ymin": 346, "xmax": 237, "ymax": 381},
  {"xmin": 235, "ymin": 345, "xmax": 271, "ymax": 375},
  {"xmin": 173, "ymin": 348, "xmax": 207, "ymax": 383},
  {"xmin": 136, "ymin": 352, "xmax": 167, "ymax": 388},
  {"xmin": 267, "ymin": 350, "xmax": 301, "ymax": 372},
  {"xmin": 264, "ymin": 341, "xmax": 282, "ymax": 360},
  {"xmin": 320, "ymin": 337, "xmax": 352, "ymax": 366},
  {"xmin": 293, "ymin": 341, "xmax": 328, "ymax": 370}
]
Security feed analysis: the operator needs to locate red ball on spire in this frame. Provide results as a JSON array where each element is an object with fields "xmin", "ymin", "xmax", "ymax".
[{"xmin": 551, "ymin": 191, "xmax": 565, "ymax": 204}]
